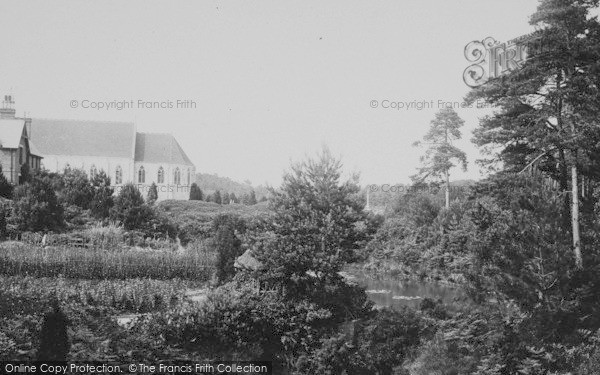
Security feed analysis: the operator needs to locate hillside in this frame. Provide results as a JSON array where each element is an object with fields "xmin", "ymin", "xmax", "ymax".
[
  {"xmin": 195, "ymin": 173, "xmax": 270, "ymax": 199},
  {"xmin": 157, "ymin": 199, "xmax": 271, "ymax": 238}
]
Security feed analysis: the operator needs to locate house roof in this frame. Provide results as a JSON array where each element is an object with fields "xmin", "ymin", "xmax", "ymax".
[
  {"xmin": 29, "ymin": 140, "xmax": 43, "ymax": 157},
  {"xmin": 0, "ymin": 119, "xmax": 26, "ymax": 149},
  {"xmin": 134, "ymin": 133, "xmax": 194, "ymax": 166},
  {"xmin": 30, "ymin": 118, "xmax": 135, "ymax": 158}
]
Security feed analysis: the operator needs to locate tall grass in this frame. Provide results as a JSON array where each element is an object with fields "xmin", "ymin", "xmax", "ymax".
[
  {"xmin": 0, "ymin": 276, "xmax": 195, "ymax": 317},
  {"xmin": 83, "ymin": 222, "xmax": 124, "ymax": 250},
  {"xmin": 0, "ymin": 241, "xmax": 216, "ymax": 280}
]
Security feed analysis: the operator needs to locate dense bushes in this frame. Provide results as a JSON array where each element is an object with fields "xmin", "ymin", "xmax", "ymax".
[
  {"xmin": 0, "ymin": 165, "xmax": 13, "ymax": 199},
  {"xmin": 11, "ymin": 170, "xmax": 64, "ymax": 232},
  {"xmin": 110, "ymin": 183, "xmax": 152, "ymax": 230},
  {"xmin": 295, "ymin": 307, "xmax": 428, "ymax": 374},
  {"xmin": 141, "ymin": 284, "xmax": 333, "ymax": 367}
]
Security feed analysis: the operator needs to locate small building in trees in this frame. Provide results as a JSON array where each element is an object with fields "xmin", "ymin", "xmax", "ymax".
[{"xmin": 0, "ymin": 96, "xmax": 43, "ymax": 184}]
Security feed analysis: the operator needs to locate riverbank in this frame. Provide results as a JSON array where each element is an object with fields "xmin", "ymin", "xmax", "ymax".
[{"xmin": 347, "ymin": 261, "xmax": 466, "ymax": 287}]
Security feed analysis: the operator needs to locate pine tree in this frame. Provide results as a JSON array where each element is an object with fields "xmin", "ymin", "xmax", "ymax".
[
  {"xmin": 413, "ymin": 108, "xmax": 467, "ymax": 208},
  {"xmin": 214, "ymin": 190, "xmax": 222, "ymax": 205},
  {"xmin": 189, "ymin": 183, "xmax": 203, "ymax": 200},
  {"xmin": 248, "ymin": 147, "xmax": 376, "ymax": 320},
  {"xmin": 90, "ymin": 171, "xmax": 114, "ymax": 219},
  {"xmin": 110, "ymin": 183, "xmax": 152, "ymax": 230},
  {"xmin": 147, "ymin": 182, "xmax": 158, "ymax": 204},
  {"xmin": 466, "ymin": 0, "xmax": 600, "ymax": 268}
]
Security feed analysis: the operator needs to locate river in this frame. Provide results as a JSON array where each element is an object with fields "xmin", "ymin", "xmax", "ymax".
[{"xmin": 347, "ymin": 270, "xmax": 467, "ymax": 309}]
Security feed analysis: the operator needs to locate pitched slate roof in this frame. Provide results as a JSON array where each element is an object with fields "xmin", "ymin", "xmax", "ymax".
[
  {"xmin": 134, "ymin": 133, "xmax": 194, "ymax": 166},
  {"xmin": 0, "ymin": 119, "xmax": 25, "ymax": 149},
  {"xmin": 28, "ymin": 141, "xmax": 43, "ymax": 157},
  {"xmin": 30, "ymin": 118, "xmax": 135, "ymax": 158}
]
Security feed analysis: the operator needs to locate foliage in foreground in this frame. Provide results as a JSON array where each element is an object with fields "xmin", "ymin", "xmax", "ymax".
[{"xmin": 0, "ymin": 242, "xmax": 215, "ymax": 280}]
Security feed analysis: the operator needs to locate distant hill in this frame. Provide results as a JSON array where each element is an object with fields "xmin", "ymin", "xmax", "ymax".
[
  {"xmin": 158, "ymin": 200, "xmax": 271, "ymax": 238},
  {"xmin": 195, "ymin": 173, "xmax": 269, "ymax": 199}
]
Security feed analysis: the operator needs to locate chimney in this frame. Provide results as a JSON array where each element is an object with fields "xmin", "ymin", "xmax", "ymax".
[
  {"xmin": 1, "ymin": 95, "xmax": 16, "ymax": 119},
  {"xmin": 25, "ymin": 115, "xmax": 32, "ymax": 139}
]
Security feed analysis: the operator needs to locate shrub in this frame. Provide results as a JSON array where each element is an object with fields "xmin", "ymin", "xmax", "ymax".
[
  {"xmin": 0, "ymin": 201, "xmax": 8, "ymax": 240},
  {"xmin": 84, "ymin": 223, "xmax": 124, "ymax": 250},
  {"xmin": 0, "ymin": 165, "xmax": 12, "ymax": 199},
  {"xmin": 143, "ymin": 283, "xmax": 332, "ymax": 367},
  {"xmin": 296, "ymin": 308, "xmax": 427, "ymax": 375},
  {"xmin": 90, "ymin": 171, "xmax": 114, "ymax": 219},
  {"xmin": 10, "ymin": 171, "xmax": 64, "ymax": 232},
  {"xmin": 147, "ymin": 183, "xmax": 158, "ymax": 204},
  {"xmin": 110, "ymin": 183, "xmax": 153, "ymax": 230},
  {"xmin": 212, "ymin": 214, "xmax": 246, "ymax": 283},
  {"xmin": 37, "ymin": 301, "xmax": 70, "ymax": 361},
  {"xmin": 57, "ymin": 167, "xmax": 94, "ymax": 209},
  {"xmin": 189, "ymin": 183, "xmax": 203, "ymax": 200}
]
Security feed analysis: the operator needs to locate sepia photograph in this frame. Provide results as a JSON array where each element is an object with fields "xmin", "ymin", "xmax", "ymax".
[{"xmin": 1, "ymin": 0, "xmax": 600, "ymax": 374}]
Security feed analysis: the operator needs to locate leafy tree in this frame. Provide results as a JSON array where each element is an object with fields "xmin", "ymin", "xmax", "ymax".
[
  {"xmin": 213, "ymin": 190, "xmax": 222, "ymax": 205},
  {"xmin": 57, "ymin": 167, "xmax": 94, "ymax": 209},
  {"xmin": 189, "ymin": 183, "xmax": 203, "ymax": 200},
  {"xmin": 90, "ymin": 171, "xmax": 114, "ymax": 219},
  {"xmin": 11, "ymin": 170, "xmax": 64, "ymax": 232},
  {"xmin": 110, "ymin": 183, "xmax": 153, "ymax": 230},
  {"xmin": 0, "ymin": 165, "xmax": 13, "ymax": 199},
  {"xmin": 241, "ymin": 193, "xmax": 250, "ymax": 205},
  {"xmin": 222, "ymin": 192, "xmax": 230, "ymax": 205},
  {"xmin": 413, "ymin": 108, "xmax": 467, "ymax": 208},
  {"xmin": 248, "ymin": 190, "xmax": 257, "ymax": 205},
  {"xmin": 147, "ymin": 182, "xmax": 158, "ymax": 204}
]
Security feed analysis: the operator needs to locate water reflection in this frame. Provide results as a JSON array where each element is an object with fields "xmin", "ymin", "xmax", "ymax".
[{"xmin": 351, "ymin": 272, "xmax": 466, "ymax": 309}]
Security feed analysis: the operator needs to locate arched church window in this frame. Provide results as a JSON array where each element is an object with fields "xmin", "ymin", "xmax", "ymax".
[
  {"xmin": 174, "ymin": 167, "xmax": 181, "ymax": 185},
  {"xmin": 187, "ymin": 169, "xmax": 191, "ymax": 185},
  {"xmin": 138, "ymin": 166, "xmax": 145, "ymax": 183},
  {"xmin": 157, "ymin": 166, "xmax": 165, "ymax": 184},
  {"xmin": 115, "ymin": 166, "xmax": 123, "ymax": 184}
]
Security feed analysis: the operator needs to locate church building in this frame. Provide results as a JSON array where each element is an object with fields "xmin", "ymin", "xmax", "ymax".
[{"xmin": 0, "ymin": 97, "xmax": 195, "ymax": 201}]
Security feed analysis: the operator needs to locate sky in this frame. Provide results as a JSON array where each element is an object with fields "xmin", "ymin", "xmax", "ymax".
[{"xmin": 0, "ymin": 0, "xmax": 542, "ymax": 187}]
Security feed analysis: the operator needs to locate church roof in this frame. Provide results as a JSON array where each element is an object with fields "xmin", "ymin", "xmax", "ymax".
[
  {"xmin": 134, "ymin": 133, "xmax": 194, "ymax": 166},
  {"xmin": 30, "ymin": 118, "xmax": 135, "ymax": 158},
  {"xmin": 0, "ymin": 119, "xmax": 26, "ymax": 149}
]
